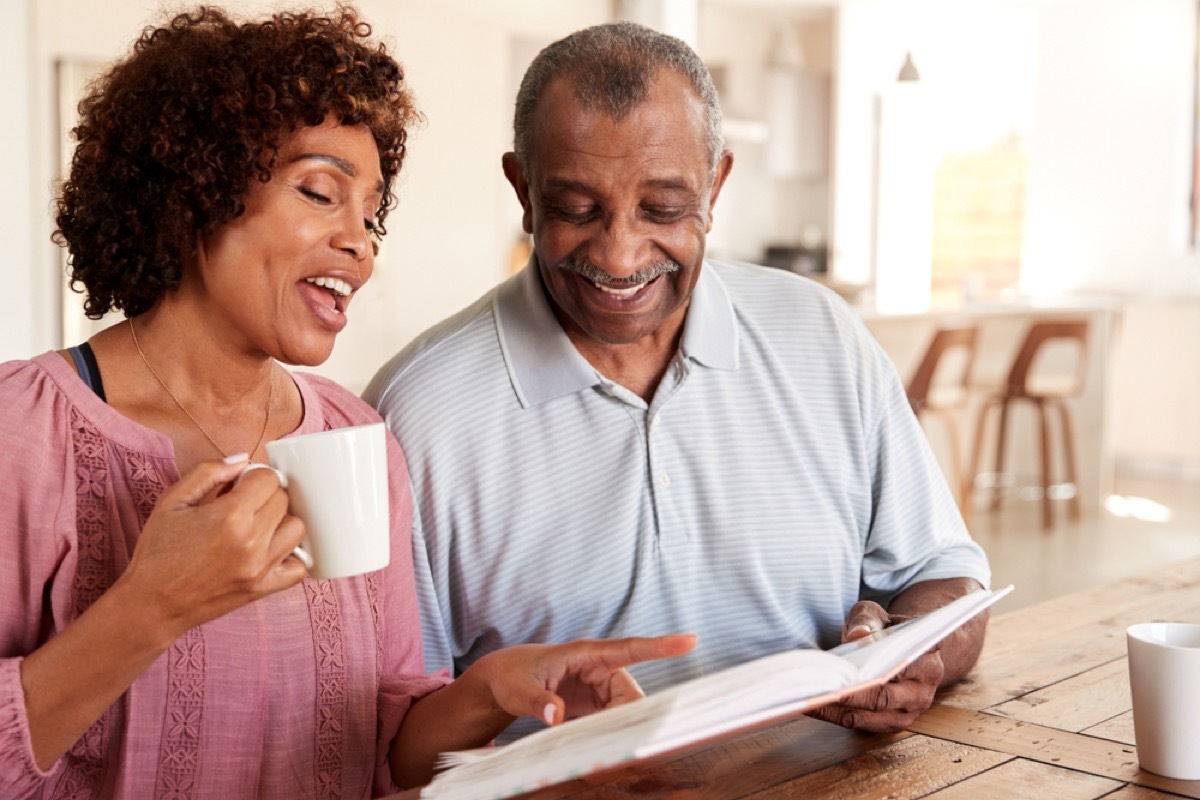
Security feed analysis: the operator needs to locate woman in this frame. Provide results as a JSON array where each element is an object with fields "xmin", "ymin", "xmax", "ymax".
[{"xmin": 0, "ymin": 7, "xmax": 692, "ymax": 798}]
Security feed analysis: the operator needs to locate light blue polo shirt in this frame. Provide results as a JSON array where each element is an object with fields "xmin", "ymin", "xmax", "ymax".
[{"xmin": 365, "ymin": 259, "xmax": 990, "ymax": 732}]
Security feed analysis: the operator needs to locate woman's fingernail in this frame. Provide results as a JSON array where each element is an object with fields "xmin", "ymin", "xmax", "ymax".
[
  {"xmin": 543, "ymin": 703, "xmax": 556, "ymax": 726},
  {"xmin": 223, "ymin": 453, "xmax": 249, "ymax": 464},
  {"xmin": 849, "ymin": 624, "xmax": 875, "ymax": 637}
]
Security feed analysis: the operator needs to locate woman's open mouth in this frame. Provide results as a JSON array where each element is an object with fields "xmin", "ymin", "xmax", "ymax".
[{"xmin": 305, "ymin": 276, "xmax": 353, "ymax": 314}]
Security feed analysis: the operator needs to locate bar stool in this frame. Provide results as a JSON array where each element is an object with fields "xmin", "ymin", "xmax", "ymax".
[
  {"xmin": 965, "ymin": 319, "xmax": 1090, "ymax": 529},
  {"xmin": 906, "ymin": 326, "xmax": 978, "ymax": 511}
]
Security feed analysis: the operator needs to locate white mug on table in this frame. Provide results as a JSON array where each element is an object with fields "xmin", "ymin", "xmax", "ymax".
[
  {"xmin": 242, "ymin": 422, "xmax": 390, "ymax": 581},
  {"xmin": 1126, "ymin": 621, "xmax": 1200, "ymax": 781}
]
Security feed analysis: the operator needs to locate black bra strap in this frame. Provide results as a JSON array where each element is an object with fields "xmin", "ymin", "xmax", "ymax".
[{"xmin": 67, "ymin": 342, "xmax": 107, "ymax": 403}]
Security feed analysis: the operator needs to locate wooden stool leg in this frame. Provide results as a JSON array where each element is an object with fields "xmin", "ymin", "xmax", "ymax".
[
  {"xmin": 942, "ymin": 412, "xmax": 964, "ymax": 514},
  {"xmin": 1037, "ymin": 399, "xmax": 1053, "ymax": 529},
  {"xmin": 964, "ymin": 400, "xmax": 995, "ymax": 529},
  {"xmin": 990, "ymin": 400, "xmax": 1012, "ymax": 512},
  {"xmin": 1056, "ymin": 398, "xmax": 1082, "ymax": 521}
]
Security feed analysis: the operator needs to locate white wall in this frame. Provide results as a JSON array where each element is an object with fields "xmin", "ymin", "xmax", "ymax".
[
  {"xmin": 700, "ymin": 7, "xmax": 835, "ymax": 265},
  {"xmin": 1109, "ymin": 298, "xmax": 1200, "ymax": 477},
  {"xmin": 1, "ymin": 1, "xmax": 40, "ymax": 362},
  {"xmin": 1022, "ymin": 0, "xmax": 1199, "ymax": 296}
]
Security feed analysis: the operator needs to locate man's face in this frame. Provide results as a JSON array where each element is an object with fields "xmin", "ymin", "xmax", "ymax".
[{"xmin": 504, "ymin": 70, "xmax": 732, "ymax": 350}]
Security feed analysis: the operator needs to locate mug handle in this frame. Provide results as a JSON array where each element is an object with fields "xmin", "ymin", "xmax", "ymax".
[{"xmin": 236, "ymin": 463, "xmax": 314, "ymax": 571}]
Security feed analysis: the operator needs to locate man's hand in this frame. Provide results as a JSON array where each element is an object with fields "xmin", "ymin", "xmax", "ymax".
[
  {"xmin": 808, "ymin": 578, "xmax": 987, "ymax": 733},
  {"xmin": 807, "ymin": 600, "xmax": 944, "ymax": 732}
]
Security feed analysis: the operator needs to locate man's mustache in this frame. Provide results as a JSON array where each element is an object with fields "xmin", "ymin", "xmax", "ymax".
[{"xmin": 555, "ymin": 255, "xmax": 681, "ymax": 285}]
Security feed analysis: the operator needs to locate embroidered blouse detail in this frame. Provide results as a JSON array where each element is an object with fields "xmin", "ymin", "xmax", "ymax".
[
  {"xmin": 155, "ymin": 627, "xmax": 207, "ymax": 800},
  {"xmin": 365, "ymin": 572, "xmax": 384, "ymax": 693},
  {"xmin": 305, "ymin": 578, "xmax": 346, "ymax": 798},
  {"xmin": 55, "ymin": 410, "xmax": 117, "ymax": 799}
]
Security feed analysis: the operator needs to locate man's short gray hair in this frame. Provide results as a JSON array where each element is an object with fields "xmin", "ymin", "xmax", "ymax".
[{"xmin": 513, "ymin": 21, "xmax": 724, "ymax": 177}]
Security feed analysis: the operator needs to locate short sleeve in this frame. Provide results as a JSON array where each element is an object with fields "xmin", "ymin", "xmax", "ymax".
[{"xmin": 840, "ymin": 320, "xmax": 992, "ymax": 602}]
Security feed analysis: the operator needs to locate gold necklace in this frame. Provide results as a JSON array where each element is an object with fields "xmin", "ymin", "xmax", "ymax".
[{"xmin": 129, "ymin": 317, "xmax": 273, "ymax": 462}]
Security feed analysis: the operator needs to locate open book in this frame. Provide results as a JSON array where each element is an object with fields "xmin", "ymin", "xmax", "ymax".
[{"xmin": 420, "ymin": 585, "xmax": 1013, "ymax": 800}]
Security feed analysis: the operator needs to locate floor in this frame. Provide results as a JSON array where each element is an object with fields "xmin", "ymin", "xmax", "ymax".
[{"xmin": 965, "ymin": 475, "xmax": 1200, "ymax": 616}]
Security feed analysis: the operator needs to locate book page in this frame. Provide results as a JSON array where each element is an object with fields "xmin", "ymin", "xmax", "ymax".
[
  {"xmin": 425, "ymin": 648, "xmax": 853, "ymax": 800},
  {"xmin": 639, "ymin": 648, "xmax": 858, "ymax": 755},
  {"xmin": 649, "ymin": 585, "xmax": 1012, "ymax": 753},
  {"xmin": 432, "ymin": 689, "xmax": 666, "ymax": 797},
  {"xmin": 830, "ymin": 585, "xmax": 1014, "ymax": 682}
]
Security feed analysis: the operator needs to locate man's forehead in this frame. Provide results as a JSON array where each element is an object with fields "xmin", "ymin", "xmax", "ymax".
[
  {"xmin": 529, "ymin": 73, "xmax": 709, "ymax": 167},
  {"xmin": 530, "ymin": 139, "xmax": 709, "ymax": 196}
]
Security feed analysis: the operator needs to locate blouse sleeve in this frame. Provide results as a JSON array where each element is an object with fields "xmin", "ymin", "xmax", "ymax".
[{"xmin": 0, "ymin": 359, "xmax": 82, "ymax": 795}]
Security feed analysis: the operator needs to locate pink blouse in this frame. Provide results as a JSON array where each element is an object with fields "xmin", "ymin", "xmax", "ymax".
[{"xmin": 0, "ymin": 353, "xmax": 449, "ymax": 799}]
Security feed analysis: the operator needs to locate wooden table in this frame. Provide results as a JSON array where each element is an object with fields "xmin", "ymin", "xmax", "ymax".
[{"xmin": 393, "ymin": 558, "xmax": 1200, "ymax": 799}]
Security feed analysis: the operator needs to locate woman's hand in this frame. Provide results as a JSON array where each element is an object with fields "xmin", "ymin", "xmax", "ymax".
[
  {"xmin": 471, "ymin": 633, "xmax": 699, "ymax": 726},
  {"xmin": 116, "ymin": 456, "xmax": 308, "ymax": 639},
  {"xmin": 22, "ymin": 456, "xmax": 307, "ymax": 770},
  {"xmin": 391, "ymin": 633, "xmax": 697, "ymax": 788}
]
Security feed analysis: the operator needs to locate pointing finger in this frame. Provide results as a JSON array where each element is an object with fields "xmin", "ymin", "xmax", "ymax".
[{"xmin": 580, "ymin": 633, "xmax": 698, "ymax": 671}]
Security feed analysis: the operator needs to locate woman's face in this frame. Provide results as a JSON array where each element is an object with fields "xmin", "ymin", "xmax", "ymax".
[{"xmin": 191, "ymin": 118, "xmax": 384, "ymax": 367}]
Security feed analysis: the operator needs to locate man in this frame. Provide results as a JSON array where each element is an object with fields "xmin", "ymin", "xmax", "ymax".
[{"xmin": 364, "ymin": 21, "xmax": 991, "ymax": 738}]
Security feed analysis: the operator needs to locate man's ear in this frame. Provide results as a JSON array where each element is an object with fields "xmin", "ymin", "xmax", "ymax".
[
  {"xmin": 704, "ymin": 149, "xmax": 735, "ymax": 233},
  {"xmin": 502, "ymin": 152, "xmax": 534, "ymax": 234}
]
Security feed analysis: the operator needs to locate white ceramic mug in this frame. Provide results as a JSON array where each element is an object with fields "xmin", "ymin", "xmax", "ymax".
[
  {"xmin": 241, "ymin": 422, "xmax": 390, "ymax": 581},
  {"xmin": 1126, "ymin": 621, "xmax": 1200, "ymax": 780}
]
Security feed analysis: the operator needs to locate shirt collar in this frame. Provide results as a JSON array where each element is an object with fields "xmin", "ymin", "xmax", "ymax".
[
  {"xmin": 495, "ymin": 259, "xmax": 740, "ymax": 408},
  {"xmin": 679, "ymin": 260, "xmax": 739, "ymax": 372}
]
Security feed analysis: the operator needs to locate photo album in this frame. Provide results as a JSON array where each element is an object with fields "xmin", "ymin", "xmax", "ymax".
[{"xmin": 420, "ymin": 585, "xmax": 1014, "ymax": 800}]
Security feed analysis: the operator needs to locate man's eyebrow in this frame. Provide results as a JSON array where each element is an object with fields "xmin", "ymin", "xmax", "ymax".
[
  {"xmin": 291, "ymin": 152, "xmax": 385, "ymax": 193},
  {"xmin": 544, "ymin": 177, "xmax": 592, "ymax": 195},
  {"xmin": 641, "ymin": 177, "xmax": 695, "ymax": 192}
]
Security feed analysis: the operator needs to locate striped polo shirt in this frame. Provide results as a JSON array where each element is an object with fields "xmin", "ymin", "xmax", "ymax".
[{"xmin": 365, "ymin": 259, "xmax": 990, "ymax": 733}]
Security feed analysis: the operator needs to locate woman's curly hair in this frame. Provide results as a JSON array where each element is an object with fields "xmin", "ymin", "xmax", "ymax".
[{"xmin": 54, "ymin": 5, "xmax": 418, "ymax": 319}]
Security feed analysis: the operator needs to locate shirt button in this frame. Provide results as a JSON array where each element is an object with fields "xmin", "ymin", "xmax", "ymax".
[
  {"xmin": 649, "ymin": 415, "xmax": 660, "ymax": 432},
  {"xmin": 659, "ymin": 473, "xmax": 670, "ymax": 487}
]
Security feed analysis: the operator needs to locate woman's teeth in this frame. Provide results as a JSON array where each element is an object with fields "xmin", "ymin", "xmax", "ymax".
[{"xmin": 306, "ymin": 276, "xmax": 352, "ymax": 297}]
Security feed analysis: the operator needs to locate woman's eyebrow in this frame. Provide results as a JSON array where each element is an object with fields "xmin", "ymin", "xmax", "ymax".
[{"xmin": 290, "ymin": 152, "xmax": 385, "ymax": 193}]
